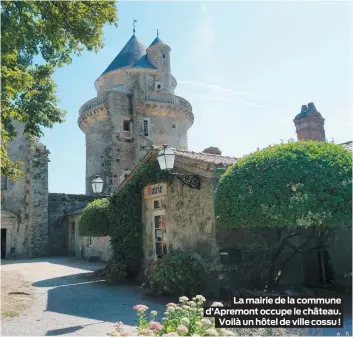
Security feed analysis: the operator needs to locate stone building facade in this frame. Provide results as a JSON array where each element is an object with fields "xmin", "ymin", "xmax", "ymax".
[
  {"xmin": 78, "ymin": 32, "xmax": 193, "ymax": 195},
  {"xmin": 1, "ymin": 121, "xmax": 49, "ymax": 258}
]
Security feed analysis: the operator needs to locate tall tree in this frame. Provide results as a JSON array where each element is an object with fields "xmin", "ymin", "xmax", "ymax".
[{"xmin": 1, "ymin": 1, "xmax": 118, "ymax": 179}]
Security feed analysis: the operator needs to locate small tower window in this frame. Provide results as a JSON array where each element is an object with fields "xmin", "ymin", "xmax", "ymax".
[
  {"xmin": 123, "ymin": 120, "xmax": 131, "ymax": 132},
  {"xmin": 172, "ymin": 124, "xmax": 176, "ymax": 129},
  {"xmin": 143, "ymin": 118, "xmax": 150, "ymax": 137},
  {"xmin": 155, "ymin": 81, "xmax": 162, "ymax": 91},
  {"xmin": 162, "ymin": 54, "xmax": 166, "ymax": 59},
  {"xmin": 122, "ymin": 118, "xmax": 132, "ymax": 139}
]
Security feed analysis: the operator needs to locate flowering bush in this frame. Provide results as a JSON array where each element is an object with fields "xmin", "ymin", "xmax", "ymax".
[
  {"xmin": 110, "ymin": 295, "xmax": 235, "ymax": 336},
  {"xmin": 142, "ymin": 251, "xmax": 207, "ymax": 296}
]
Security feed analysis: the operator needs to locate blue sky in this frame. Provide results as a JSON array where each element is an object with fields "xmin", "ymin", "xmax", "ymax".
[{"xmin": 43, "ymin": 1, "xmax": 352, "ymax": 194}]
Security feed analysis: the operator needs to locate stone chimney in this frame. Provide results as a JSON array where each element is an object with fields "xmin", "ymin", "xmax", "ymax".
[
  {"xmin": 203, "ymin": 147, "xmax": 222, "ymax": 155},
  {"xmin": 293, "ymin": 102, "xmax": 325, "ymax": 141}
]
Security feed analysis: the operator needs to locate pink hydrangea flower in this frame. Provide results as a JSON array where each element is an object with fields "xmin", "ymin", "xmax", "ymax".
[
  {"xmin": 176, "ymin": 325, "xmax": 188, "ymax": 334},
  {"xmin": 149, "ymin": 321, "xmax": 163, "ymax": 331},
  {"xmin": 201, "ymin": 318, "xmax": 212, "ymax": 326},
  {"xmin": 114, "ymin": 321, "xmax": 124, "ymax": 328},
  {"xmin": 133, "ymin": 304, "xmax": 149, "ymax": 312},
  {"xmin": 166, "ymin": 302, "xmax": 177, "ymax": 308},
  {"xmin": 205, "ymin": 328, "xmax": 219, "ymax": 336},
  {"xmin": 139, "ymin": 328, "xmax": 155, "ymax": 336}
]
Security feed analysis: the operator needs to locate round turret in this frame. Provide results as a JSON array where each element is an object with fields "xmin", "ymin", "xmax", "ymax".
[{"xmin": 146, "ymin": 33, "xmax": 172, "ymax": 94}]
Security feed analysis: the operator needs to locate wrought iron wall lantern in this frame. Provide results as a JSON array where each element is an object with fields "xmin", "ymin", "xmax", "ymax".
[
  {"xmin": 91, "ymin": 175, "xmax": 111, "ymax": 199},
  {"xmin": 157, "ymin": 145, "xmax": 201, "ymax": 189}
]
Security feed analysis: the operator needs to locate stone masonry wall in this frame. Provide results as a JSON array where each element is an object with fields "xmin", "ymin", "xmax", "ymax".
[
  {"xmin": 27, "ymin": 140, "xmax": 49, "ymax": 257},
  {"xmin": 166, "ymin": 174, "xmax": 218, "ymax": 257},
  {"xmin": 143, "ymin": 172, "xmax": 218, "ymax": 263},
  {"xmin": 48, "ymin": 193, "xmax": 96, "ymax": 256},
  {"xmin": 2, "ymin": 122, "xmax": 49, "ymax": 258}
]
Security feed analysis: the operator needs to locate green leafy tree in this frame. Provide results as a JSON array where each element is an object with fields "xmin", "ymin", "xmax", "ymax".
[
  {"xmin": 1, "ymin": 1, "xmax": 118, "ymax": 179},
  {"xmin": 216, "ymin": 141, "xmax": 352, "ymax": 287},
  {"xmin": 78, "ymin": 198, "xmax": 110, "ymax": 237}
]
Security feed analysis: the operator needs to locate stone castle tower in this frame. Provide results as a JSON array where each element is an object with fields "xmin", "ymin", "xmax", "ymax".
[
  {"xmin": 78, "ymin": 32, "xmax": 193, "ymax": 195},
  {"xmin": 294, "ymin": 102, "xmax": 326, "ymax": 141}
]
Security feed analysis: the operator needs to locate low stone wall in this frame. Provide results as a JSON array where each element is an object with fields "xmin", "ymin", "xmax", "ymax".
[
  {"xmin": 75, "ymin": 235, "xmax": 112, "ymax": 262},
  {"xmin": 48, "ymin": 193, "xmax": 96, "ymax": 256}
]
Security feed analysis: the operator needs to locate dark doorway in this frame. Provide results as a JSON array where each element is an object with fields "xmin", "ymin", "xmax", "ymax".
[
  {"xmin": 1, "ymin": 228, "xmax": 7, "ymax": 259},
  {"xmin": 317, "ymin": 249, "xmax": 335, "ymax": 285}
]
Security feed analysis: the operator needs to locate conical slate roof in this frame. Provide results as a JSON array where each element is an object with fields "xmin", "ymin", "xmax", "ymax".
[
  {"xmin": 149, "ymin": 36, "xmax": 166, "ymax": 48},
  {"xmin": 101, "ymin": 35, "xmax": 152, "ymax": 75}
]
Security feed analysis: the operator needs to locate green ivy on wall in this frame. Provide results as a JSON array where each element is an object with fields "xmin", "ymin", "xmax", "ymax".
[{"xmin": 104, "ymin": 160, "xmax": 173, "ymax": 283}]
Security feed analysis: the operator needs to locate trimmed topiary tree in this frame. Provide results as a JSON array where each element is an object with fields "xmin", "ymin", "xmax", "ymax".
[
  {"xmin": 78, "ymin": 198, "xmax": 110, "ymax": 237},
  {"xmin": 216, "ymin": 141, "xmax": 352, "ymax": 287}
]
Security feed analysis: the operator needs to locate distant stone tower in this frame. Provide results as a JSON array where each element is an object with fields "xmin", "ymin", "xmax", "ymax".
[
  {"xmin": 78, "ymin": 31, "xmax": 193, "ymax": 195},
  {"xmin": 294, "ymin": 102, "xmax": 326, "ymax": 141}
]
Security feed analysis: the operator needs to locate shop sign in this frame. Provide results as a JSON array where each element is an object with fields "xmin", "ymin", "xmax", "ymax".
[{"xmin": 144, "ymin": 183, "xmax": 167, "ymax": 199}]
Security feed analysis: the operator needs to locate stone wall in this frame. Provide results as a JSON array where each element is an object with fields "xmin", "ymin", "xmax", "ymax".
[
  {"xmin": 64, "ymin": 212, "xmax": 112, "ymax": 262},
  {"xmin": 1, "ymin": 122, "xmax": 49, "ymax": 258},
  {"xmin": 75, "ymin": 234, "xmax": 112, "ymax": 262},
  {"xmin": 48, "ymin": 193, "xmax": 96, "ymax": 256},
  {"xmin": 27, "ymin": 140, "xmax": 49, "ymax": 257},
  {"xmin": 142, "ymin": 171, "xmax": 218, "ymax": 264}
]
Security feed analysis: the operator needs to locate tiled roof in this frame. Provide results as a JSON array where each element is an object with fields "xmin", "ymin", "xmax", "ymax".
[
  {"xmin": 113, "ymin": 146, "xmax": 236, "ymax": 195},
  {"xmin": 340, "ymin": 141, "xmax": 352, "ymax": 152},
  {"xmin": 149, "ymin": 36, "xmax": 165, "ymax": 47},
  {"xmin": 152, "ymin": 145, "xmax": 237, "ymax": 166},
  {"xmin": 101, "ymin": 35, "xmax": 148, "ymax": 75}
]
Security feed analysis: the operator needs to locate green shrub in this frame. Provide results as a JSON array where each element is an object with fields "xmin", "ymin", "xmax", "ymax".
[
  {"xmin": 142, "ymin": 251, "xmax": 207, "ymax": 296},
  {"xmin": 216, "ymin": 141, "xmax": 352, "ymax": 229},
  {"xmin": 78, "ymin": 198, "xmax": 110, "ymax": 236}
]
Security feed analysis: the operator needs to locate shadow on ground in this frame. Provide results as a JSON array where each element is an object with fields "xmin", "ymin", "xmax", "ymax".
[
  {"xmin": 45, "ymin": 322, "xmax": 105, "ymax": 336},
  {"xmin": 32, "ymin": 273, "xmax": 168, "ymax": 325},
  {"xmin": 1, "ymin": 257, "xmax": 104, "ymax": 272}
]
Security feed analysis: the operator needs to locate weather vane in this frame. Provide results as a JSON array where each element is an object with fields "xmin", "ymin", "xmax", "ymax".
[
  {"xmin": 157, "ymin": 29, "xmax": 159, "ymax": 37},
  {"xmin": 133, "ymin": 19, "xmax": 137, "ymax": 35}
]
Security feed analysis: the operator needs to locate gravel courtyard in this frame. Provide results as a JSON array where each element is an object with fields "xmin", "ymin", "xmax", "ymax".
[{"xmin": 1, "ymin": 257, "xmax": 168, "ymax": 336}]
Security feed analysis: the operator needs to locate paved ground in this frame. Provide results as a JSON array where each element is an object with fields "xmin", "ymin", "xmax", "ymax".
[{"xmin": 1, "ymin": 257, "xmax": 168, "ymax": 336}]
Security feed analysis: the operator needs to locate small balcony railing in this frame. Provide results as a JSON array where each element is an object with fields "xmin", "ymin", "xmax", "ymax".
[
  {"xmin": 79, "ymin": 96, "xmax": 105, "ymax": 115},
  {"xmin": 144, "ymin": 92, "xmax": 192, "ymax": 111}
]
